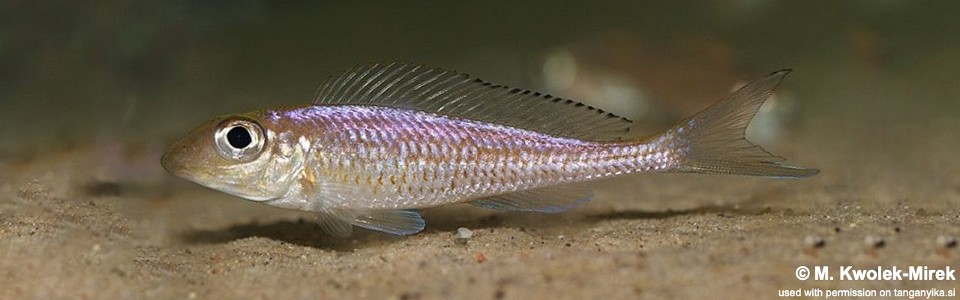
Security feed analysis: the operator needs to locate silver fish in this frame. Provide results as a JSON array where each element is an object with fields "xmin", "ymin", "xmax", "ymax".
[{"xmin": 161, "ymin": 63, "xmax": 818, "ymax": 236}]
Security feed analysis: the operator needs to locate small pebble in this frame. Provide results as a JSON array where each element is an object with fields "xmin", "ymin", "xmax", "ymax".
[
  {"xmin": 864, "ymin": 235, "xmax": 885, "ymax": 248},
  {"xmin": 803, "ymin": 235, "xmax": 825, "ymax": 248},
  {"xmin": 936, "ymin": 236, "xmax": 957, "ymax": 249},
  {"xmin": 455, "ymin": 227, "xmax": 473, "ymax": 245}
]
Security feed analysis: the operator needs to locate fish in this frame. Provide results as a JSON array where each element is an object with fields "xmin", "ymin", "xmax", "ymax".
[{"xmin": 161, "ymin": 63, "xmax": 819, "ymax": 236}]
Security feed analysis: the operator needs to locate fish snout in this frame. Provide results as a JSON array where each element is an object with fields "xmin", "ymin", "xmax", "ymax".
[
  {"xmin": 160, "ymin": 147, "xmax": 179, "ymax": 174},
  {"xmin": 161, "ymin": 141, "xmax": 193, "ymax": 177}
]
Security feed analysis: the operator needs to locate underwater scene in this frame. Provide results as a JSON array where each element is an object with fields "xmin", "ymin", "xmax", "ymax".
[{"xmin": 1, "ymin": 1, "xmax": 958, "ymax": 298}]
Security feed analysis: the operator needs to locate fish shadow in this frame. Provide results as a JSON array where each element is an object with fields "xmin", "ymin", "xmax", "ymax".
[
  {"xmin": 180, "ymin": 201, "xmax": 773, "ymax": 250},
  {"xmin": 587, "ymin": 200, "xmax": 775, "ymax": 221},
  {"xmin": 420, "ymin": 212, "xmax": 507, "ymax": 235},
  {"xmin": 178, "ymin": 210, "xmax": 505, "ymax": 251},
  {"xmin": 177, "ymin": 208, "xmax": 514, "ymax": 250},
  {"xmin": 180, "ymin": 218, "xmax": 386, "ymax": 251}
]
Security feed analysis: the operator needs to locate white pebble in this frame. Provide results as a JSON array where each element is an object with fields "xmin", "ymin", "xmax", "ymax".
[
  {"xmin": 936, "ymin": 235, "xmax": 957, "ymax": 249},
  {"xmin": 803, "ymin": 235, "xmax": 825, "ymax": 248},
  {"xmin": 455, "ymin": 227, "xmax": 473, "ymax": 245},
  {"xmin": 864, "ymin": 235, "xmax": 885, "ymax": 248},
  {"xmin": 457, "ymin": 227, "xmax": 473, "ymax": 239}
]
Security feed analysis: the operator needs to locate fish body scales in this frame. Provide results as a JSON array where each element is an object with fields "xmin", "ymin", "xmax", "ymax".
[{"xmin": 269, "ymin": 105, "xmax": 677, "ymax": 210}]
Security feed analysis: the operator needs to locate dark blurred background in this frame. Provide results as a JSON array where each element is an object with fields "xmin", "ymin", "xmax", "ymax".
[
  {"xmin": 2, "ymin": 1, "xmax": 959, "ymax": 195},
  {"xmin": 4, "ymin": 3, "xmax": 960, "ymax": 297}
]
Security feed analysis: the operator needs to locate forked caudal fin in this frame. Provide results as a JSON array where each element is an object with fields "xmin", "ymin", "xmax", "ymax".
[{"xmin": 668, "ymin": 69, "xmax": 819, "ymax": 178}]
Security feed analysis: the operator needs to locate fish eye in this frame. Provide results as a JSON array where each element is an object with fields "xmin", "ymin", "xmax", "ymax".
[
  {"xmin": 214, "ymin": 118, "xmax": 265, "ymax": 162},
  {"xmin": 226, "ymin": 126, "xmax": 252, "ymax": 149}
]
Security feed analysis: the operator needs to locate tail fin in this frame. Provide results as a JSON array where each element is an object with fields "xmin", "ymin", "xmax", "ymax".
[{"xmin": 669, "ymin": 69, "xmax": 819, "ymax": 178}]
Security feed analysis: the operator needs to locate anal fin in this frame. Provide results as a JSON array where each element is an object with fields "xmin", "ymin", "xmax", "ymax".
[{"xmin": 470, "ymin": 185, "xmax": 593, "ymax": 213}]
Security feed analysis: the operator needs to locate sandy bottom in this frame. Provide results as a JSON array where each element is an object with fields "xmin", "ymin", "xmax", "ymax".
[
  {"xmin": 1, "ymin": 135, "xmax": 958, "ymax": 300},
  {"xmin": 6, "ymin": 1, "xmax": 960, "ymax": 298}
]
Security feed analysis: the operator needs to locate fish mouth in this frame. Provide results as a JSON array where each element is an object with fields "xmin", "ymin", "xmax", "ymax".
[
  {"xmin": 160, "ymin": 151, "xmax": 189, "ymax": 178},
  {"xmin": 160, "ymin": 149, "xmax": 207, "ymax": 185},
  {"xmin": 162, "ymin": 159, "xmax": 278, "ymax": 203}
]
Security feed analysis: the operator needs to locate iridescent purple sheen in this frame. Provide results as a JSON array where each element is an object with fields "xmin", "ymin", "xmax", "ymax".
[{"xmin": 262, "ymin": 105, "xmax": 683, "ymax": 210}]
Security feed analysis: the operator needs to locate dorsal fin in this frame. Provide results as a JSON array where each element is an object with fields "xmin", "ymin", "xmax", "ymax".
[{"xmin": 313, "ymin": 63, "xmax": 633, "ymax": 141}]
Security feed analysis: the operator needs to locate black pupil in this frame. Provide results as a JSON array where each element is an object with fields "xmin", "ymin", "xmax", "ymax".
[{"xmin": 226, "ymin": 126, "xmax": 253, "ymax": 149}]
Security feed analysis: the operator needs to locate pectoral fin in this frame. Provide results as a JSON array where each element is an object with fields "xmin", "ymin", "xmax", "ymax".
[
  {"xmin": 311, "ymin": 181, "xmax": 426, "ymax": 236},
  {"xmin": 314, "ymin": 210, "xmax": 354, "ymax": 237},
  {"xmin": 470, "ymin": 185, "xmax": 593, "ymax": 213}
]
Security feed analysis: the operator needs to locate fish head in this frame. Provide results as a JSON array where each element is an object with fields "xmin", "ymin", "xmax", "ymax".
[{"xmin": 162, "ymin": 113, "xmax": 304, "ymax": 202}]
